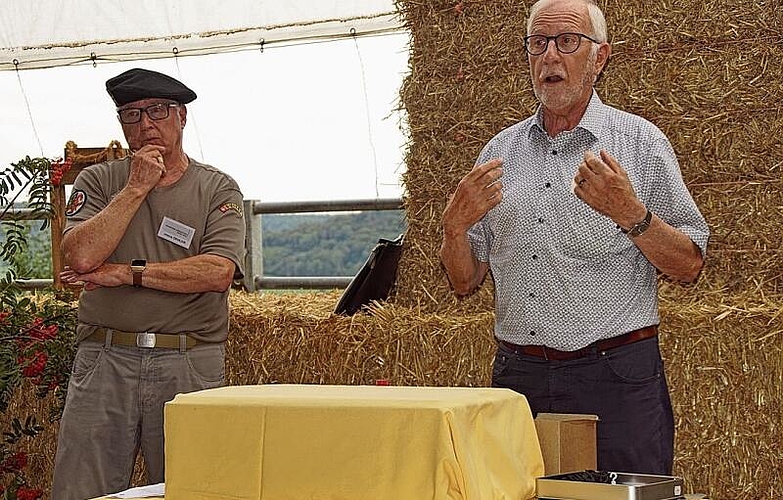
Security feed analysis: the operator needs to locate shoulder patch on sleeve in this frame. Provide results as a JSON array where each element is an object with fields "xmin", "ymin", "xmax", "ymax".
[
  {"xmin": 65, "ymin": 190, "xmax": 87, "ymax": 217},
  {"xmin": 218, "ymin": 202, "xmax": 244, "ymax": 218}
]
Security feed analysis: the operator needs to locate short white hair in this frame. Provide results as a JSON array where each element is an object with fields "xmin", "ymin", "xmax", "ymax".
[{"xmin": 526, "ymin": 0, "xmax": 608, "ymax": 43}]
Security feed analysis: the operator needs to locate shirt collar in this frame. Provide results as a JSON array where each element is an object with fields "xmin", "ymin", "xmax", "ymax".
[{"xmin": 529, "ymin": 90, "xmax": 606, "ymax": 140}]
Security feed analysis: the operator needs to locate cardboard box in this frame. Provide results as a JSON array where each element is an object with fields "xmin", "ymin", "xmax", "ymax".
[{"xmin": 535, "ymin": 413, "xmax": 599, "ymax": 475}]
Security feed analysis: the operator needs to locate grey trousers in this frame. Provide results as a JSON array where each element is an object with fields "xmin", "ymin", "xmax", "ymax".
[{"xmin": 51, "ymin": 338, "xmax": 225, "ymax": 500}]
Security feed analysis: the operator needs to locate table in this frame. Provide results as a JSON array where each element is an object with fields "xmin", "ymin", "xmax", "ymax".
[{"xmin": 164, "ymin": 384, "xmax": 543, "ymax": 499}]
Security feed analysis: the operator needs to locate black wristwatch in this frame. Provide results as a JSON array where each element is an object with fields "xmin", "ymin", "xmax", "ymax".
[
  {"xmin": 131, "ymin": 259, "xmax": 147, "ymax": 287},
  {"xmin": 622, "ymin": 209, "xmax": 652, "ymax": 238}
]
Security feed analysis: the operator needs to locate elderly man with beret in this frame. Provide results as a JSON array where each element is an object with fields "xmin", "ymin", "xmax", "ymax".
[{"xmin": 51, "ymin": 68, "xmax": 246, "ymax": 500}]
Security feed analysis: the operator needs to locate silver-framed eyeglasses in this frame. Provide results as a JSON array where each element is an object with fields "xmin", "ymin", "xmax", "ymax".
[
  {"xmin": 117, "ymin": 103, "xmax": 180, "ymax": 124},
  {"xmin": 524, "ymin": 32, "xmax": 600, "ymax": 56}
]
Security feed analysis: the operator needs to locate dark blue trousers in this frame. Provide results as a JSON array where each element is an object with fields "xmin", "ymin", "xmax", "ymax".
[{"xmin": 492, "ymin": 336, "xmax": 674, "ymax": 475}]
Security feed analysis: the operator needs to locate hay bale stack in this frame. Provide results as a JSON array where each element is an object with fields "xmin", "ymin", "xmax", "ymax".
[
  {"xmin": 3, "ymin": 291, "xmax": 781, "ymax": 498},
  {"xmin": 657, "ymin": 283, "xmax": 783, "ymax": 498},
  {"xmin": 226, "ymin": 291, "xmax": 496, "ymax": 387},
  {"xmin": 393, "ymin": 0, "xmax": 783, "ymax": 308}
]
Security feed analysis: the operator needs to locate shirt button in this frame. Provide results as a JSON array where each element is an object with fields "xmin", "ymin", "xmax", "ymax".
[
  {"xmin": 538, "ymin": 217, "xmax": 544, "ymax": 224},
  {"xmin": 532, "ymin": 255, "xmax": 538, "ymax": 260},
  {"xmin": 529, "ymin": 331, "xmax": 536, "ymax": 336},
  {"xmin": 551, "ymin": 150, "xmax": 557, "ymax": 155},
  {"xmin": 528, "ymin": 293, "xmax": 535, "ymax": 298},
  {"xmin": 545, "ymin": 182, "xmax": 551, "ymax": 188}
]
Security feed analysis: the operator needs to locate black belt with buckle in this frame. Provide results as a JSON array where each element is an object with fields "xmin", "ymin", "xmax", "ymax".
[{"xmin": 86, "ymin": 327, "xmax": 202, "ymax": 349}]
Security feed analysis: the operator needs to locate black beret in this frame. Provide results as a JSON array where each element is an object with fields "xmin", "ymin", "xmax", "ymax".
[{"xmin": 106, "ymin": 68, "xmax": 197, "ymax": 107}]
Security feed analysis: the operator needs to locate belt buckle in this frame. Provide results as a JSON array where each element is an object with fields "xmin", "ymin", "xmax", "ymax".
[{"xmin": 136, "ymin": 332, "xmax": 156, "ymax": 348}]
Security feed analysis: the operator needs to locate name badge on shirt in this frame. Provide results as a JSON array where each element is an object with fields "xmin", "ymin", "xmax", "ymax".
[{"xmin": 158, "ymin": 216, "xmax": 195, "ymax": 249}]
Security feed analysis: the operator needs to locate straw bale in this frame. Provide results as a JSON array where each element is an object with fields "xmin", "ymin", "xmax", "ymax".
[
  {"xmin": 226, "ymin": 291, "xmax": 496, "ymax": 387},
  {"xmin": 393, "ymin": 0, "xmax": 783, "ymax": 309},
  {"xmin": 3, "ymin": 290, "xmax": 781, "ymax": 498},
  {"xmin": 658, "ymin": 284, "xmax": 783, "ymax": 498}
]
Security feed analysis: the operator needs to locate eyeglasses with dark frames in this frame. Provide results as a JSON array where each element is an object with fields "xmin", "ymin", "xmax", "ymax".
[
  {"xmin": 117, "ymin": 103, "xmax": 180, "ymax": 124},
  {"xmin": 523, "ymin": 32, "xmax": 600, "ymax": 56}
]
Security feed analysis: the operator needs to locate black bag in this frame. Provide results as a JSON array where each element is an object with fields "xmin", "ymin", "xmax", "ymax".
[{"xmin": 334, "ymin": 233, "xmax": 405, "ymax": 315}]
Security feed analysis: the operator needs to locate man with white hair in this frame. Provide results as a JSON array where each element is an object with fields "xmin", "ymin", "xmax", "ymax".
[{"xmin": 441, "ymin": 0, "xmax": 709, "ymax": 474}]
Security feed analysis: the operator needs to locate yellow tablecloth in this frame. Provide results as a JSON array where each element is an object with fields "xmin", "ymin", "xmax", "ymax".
[{"xmin": 161, "ymin": 384, "xmax": 543, "ymax": 500}]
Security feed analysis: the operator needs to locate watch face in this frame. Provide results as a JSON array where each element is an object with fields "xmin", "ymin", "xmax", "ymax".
[
  {"xmin": 630, "ymin": 220, "xmax": 650, "ymax": 237},
  {"xmin": 131, "ymin": 259, "xmax": 146, "ymax": 267}
]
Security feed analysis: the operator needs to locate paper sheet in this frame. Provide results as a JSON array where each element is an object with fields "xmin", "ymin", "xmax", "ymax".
[{"xmin": 106, "ymin": 483, "xmax": 164, "ymax": 498}]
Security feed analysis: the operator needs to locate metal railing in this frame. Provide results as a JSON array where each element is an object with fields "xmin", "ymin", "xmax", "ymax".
[
  {"xmin": 243, "ymin": 198, "xmax": 403, "ymax": 291},
  {"xmin": 3, "ymin": 198, "xmax": 405, "ymax": 291}
]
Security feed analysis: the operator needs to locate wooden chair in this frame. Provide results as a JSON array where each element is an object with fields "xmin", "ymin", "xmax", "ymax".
[{"xmin": 53, "ymin": 141, "xmax": 128, "ymax": 288}]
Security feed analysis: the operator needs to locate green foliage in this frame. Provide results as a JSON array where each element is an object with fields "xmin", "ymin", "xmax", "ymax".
[
  {"xmin": 2, "ymin": 417, "xmax": 43, "ymax": 446},
  {"xmin": 262, "ymin": 211, "xmax": 406, "ymax": 277},
  {"xmin": 0, "ymin": 156, "xmax": 77, "ymax": 499},
  {"xmin": 0, "ymin": 221, "xmax": 51, "ymax": 279}
]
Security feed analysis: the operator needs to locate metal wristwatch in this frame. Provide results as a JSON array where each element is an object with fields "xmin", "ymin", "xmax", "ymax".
[
  {"xmin": 131, "ymin": 259, "xmax": 147, "ymax": 287},
  {"xmin": 623, "ymin": 209, "xmax": 652, "ymax": 238}
]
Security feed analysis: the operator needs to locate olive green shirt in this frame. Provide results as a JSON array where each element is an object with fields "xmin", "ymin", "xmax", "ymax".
[{"xmin": 64, "ymin": 157, "xmax": 246, "ymax": 343}]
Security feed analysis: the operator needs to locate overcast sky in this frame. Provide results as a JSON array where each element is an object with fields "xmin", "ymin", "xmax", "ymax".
[{"xmin": 0, "ymin": 32, "xmax": 409, "ymax": 203}]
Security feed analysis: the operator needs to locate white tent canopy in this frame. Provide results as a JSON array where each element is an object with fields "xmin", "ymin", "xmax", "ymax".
[
  {"xmin": 0, "ymin": 0, "xmax": 402, "ymax": 71},
  {"xmin": 0, "ymin": 1, "xmax": 409, "ymax": 202}
]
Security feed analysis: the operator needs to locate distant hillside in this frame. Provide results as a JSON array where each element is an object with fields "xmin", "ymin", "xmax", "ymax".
[
  {"xmin": 262, "ymin": 211, "xmax": 406, "ymax": 277},
  {"xmin": 1, "ymin": 211, "xmax": 407, "ymax": 279},
  {"xmin": 0, "ymin": 219, "xmax": 52, "ymax": 279}
]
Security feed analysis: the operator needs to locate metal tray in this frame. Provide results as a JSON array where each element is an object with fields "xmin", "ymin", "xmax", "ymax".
[{"xmin": 537, "ymin": 471, "xmax": 684, "ymax": 500}]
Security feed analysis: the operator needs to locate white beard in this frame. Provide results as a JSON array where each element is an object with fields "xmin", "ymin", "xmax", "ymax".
[{"xmin": 533, "ymin": 49, "xmax": 598, "ymax": 113}]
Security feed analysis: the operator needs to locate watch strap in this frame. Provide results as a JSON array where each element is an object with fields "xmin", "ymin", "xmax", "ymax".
[
  {"xmin": 623, "ymin": 209, "xmax": 653, "ymax": 238},
  {"xmin": 132, "ymin": 269, "xmax": 143, "ymax": 287},
  {"xmin": 131, "ymin": 259, "xmax": 146, "ymax": 287}
]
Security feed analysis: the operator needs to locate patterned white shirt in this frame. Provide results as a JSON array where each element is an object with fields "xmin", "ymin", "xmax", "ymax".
[{"xmin": 468, "ymin": 91, "xmax": 709, "ymax": 351}]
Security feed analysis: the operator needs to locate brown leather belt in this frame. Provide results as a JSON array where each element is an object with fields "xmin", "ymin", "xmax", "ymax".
[
  {"xmin": 499, "ymin": 325, "xmax": 658, "ymax": 361},
  {"xmin": 86, "ymin": 327, "xmax": 203, "ymax": 349}
]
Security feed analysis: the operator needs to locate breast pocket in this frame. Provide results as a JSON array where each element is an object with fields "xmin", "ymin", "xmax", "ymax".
[{"xmin": 554, "ymin": 196, "xmax": 626, "ymax": 261}]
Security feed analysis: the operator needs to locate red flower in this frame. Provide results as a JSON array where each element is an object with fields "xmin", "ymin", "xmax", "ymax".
[
  {"xmin": 21, "ymin": 351, "xmax": 48, "ymax": 378},
  {"xmin": 49, "ymin": 157, "xmax": 73, "ymax": 187},
  {"xmin": 16, "ymin": 487, "xmax": 44, "ymax": 500},
  {"xmin": 29, "ymin": 322, "xmax": 58, "ymax": 341},
  {"xmin": 0, "ymin": 310, "xmax": 10, "ymax": 323},
  {"xmin": 1, "ymin": 451, "xmax": 28, "ymax": 472}
]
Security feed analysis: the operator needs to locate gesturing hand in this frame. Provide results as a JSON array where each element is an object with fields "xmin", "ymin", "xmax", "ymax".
[
  {"xmin": 442, "ymin": 158, "xmax": 503, "ymax": 236},
  {"xmin": 573, "ymin": 150, "xmax": 646, "ymax": 229}
]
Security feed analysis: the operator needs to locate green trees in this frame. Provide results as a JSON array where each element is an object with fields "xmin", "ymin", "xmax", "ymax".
[{"xmin": 262, "ymin": 211, "xmax": 406, "ymax": 277}]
